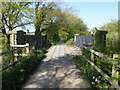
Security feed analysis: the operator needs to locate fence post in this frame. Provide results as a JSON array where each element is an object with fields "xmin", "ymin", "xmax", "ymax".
[
  {"xmin": 11, "ymin": 47, "xmax": 14, "ymax": 67},
  {"xmin": 91, "ymin": 47, "xmax": 94, "ymax": 63},
  {"xmin": 26, "ymin": 43, "xmax": 29, "ymax": 54},
  {"xmin": 74, "ymin": 34, "xmax": 79, "ymax": 43},
  {"xmin": 112, "ymin": 54, "xmax": 119, "ymax": 85}
]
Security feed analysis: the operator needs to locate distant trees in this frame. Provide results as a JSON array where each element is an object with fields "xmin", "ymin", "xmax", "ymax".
[
  {"xmin": 58, "ymin": 11, "xmax": 89, "ymax": 40},
  {"xmin": 99, "ymin": 20, "xmax": 119, "ymax": 55}
]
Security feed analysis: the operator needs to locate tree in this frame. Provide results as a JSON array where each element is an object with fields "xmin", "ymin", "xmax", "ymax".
[
  {"xmin": 34, "ymin": 2, "xmax": 61, "ymax": 36},
  {"xmin": 1, "ymin": 2, "xmax": 33, "ymax": 49},
  {"xmin": 57, "ymin": 11, "xmax": 88, "ymax": 40}
]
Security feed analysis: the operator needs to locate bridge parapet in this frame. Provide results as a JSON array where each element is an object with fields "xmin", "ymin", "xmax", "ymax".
[{"xmin": 74, "ymin": 34, "xmax": 94, "ymax": 46}]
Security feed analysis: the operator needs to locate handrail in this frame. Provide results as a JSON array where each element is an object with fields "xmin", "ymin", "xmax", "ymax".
[
  {"xmin": 0, "ymin": 44, "xmax": 29, "ymax": 56},
  {"xmin": 74, "ymin": 43, "xmax": 120, "ymax": 90},
  {"xmin": 83, "ymin": 55, "xmax": 120, "ymax": 90},
  {"xmin": 1, "ymin": 43, "xmax": 30, "ymax": 71},
  {"xmin": 0, "ymin": 47, "xmax": 24, "ymax": 56},
  {"xmin": 76, "ymin": 43, "xmax": 120, "ymax": 68},
  {"xmin": 11, "ymin": 45, "xmax": 29, "ymax": 48}
]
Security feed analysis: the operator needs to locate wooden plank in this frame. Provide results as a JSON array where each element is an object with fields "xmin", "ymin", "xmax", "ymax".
[
  {"xmin": 82, "ymin": 55, "xmax": 120, "ymax": 90},
  {"xmin": 11, "ymin": 45, "xmax": 29, "ymax": 48},
  {"xmin": 0, "ymin": 44, "xmax": 30, "ymax": 56},
  {"xmin": 14, "ymin": 54, "xmax": 27, "ymax": 56}
]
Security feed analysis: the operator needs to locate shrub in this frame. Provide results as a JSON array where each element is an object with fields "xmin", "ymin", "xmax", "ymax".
[
  {"xmin": 73, "ymin": 55, "xmax": 111, "ymax": 89},
  {"xmin": 2, "ymin": 49, "xmax": 46, "ymax": 90},
  {"xmin": 65, "ymin": 38, "xmax": 74, "ymax": 46}
]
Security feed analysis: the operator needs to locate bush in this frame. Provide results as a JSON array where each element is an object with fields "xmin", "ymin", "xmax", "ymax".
[
  {"xmin": 73, "ymin": 55, "xmax": 111, "ymax": 89},
  {"xmin": 65, "ymin": 38, "xmax": 74, "ymax": 46},
  {"xmin": 2, "ymin": 49, "xmax": 46, "ymax": 90}
]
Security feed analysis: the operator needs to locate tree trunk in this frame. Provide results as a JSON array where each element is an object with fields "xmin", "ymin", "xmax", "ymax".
[
  {"xmin": 2, "ymin": 27, "xmax": 10, "ymax": 50},
  {"xmin": 4, "ymin": 34, "xmax": 10, "ymax": 50}
]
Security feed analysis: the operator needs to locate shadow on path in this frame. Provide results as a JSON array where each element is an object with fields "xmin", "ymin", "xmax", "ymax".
[{"xmin": 23, "ymin": 40, "xmax": 90, "ymax": 88}]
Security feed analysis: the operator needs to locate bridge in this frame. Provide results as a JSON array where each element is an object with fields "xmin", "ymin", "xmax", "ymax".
[
  {"xmin": 1, "ymin": 34, "xmax": 120, "ymax": 89},
  {"xmin": 23, "ymin": 40, "xmax": 90, "ymax": 88}
]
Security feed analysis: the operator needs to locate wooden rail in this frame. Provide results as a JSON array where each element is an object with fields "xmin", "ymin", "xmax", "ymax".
[
  {"xmin": 0, "ymin": 43, "xmax": 30, "ymax": 71},
  {"xmin": 0, "ymin": 47, "xmax": 24, "ymax": 56},
  {"xmin": 75, "ymin": 43, "xmax": 120, "ymax": 90},
  {"xmin": 75, "ymin": 43, "xmax": 120, "ymax": 68}
]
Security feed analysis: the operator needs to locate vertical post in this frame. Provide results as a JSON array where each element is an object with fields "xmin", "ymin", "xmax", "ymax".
[
  {"xmin": 26, "ymin": 43, "xmax": 29, "ymax": 54},
  {"xmin": 11, "ymin": 47, "xmax": 14, "ymax": 67},
  {"xmin": 112, "ymin": 54, "xmax": 119, "ymax": 85},
  {"xmin": 91, "ymin": 47, "xmax": 94, "ymax": 63},
  {"xmin": 74, "ymin": 34, "xmax": 79, "ymax": 43},
  {"xmin": 14, "ymin": 47, "xmax": 18, "ymax": 61}
]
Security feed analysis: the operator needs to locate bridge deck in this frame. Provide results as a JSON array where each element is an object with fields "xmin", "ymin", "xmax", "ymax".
[{"xmin": 23, "ymin": 40, "xmax": 90, "ymax": 88}]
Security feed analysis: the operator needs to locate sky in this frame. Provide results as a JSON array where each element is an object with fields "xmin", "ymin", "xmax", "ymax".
[
  {"xmin": 14, "ymin": 1, "xmax": 119, "ymax": 32},
  {"xmin": 62, "ymin": 2, "xmax": 118, "ymax": 31}
]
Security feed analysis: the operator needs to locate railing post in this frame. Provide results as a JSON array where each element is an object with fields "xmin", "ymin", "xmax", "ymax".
[
  {"xmin": 91, "ymin": 47, "xmax": 94, "ymax": 63},
  {"xmin": 26, "ymin": 43, "xmax": 29, "ymax": 54},
  {"xmin": 112, "ymin": 54, "xmax": 119, "ymax": 85},
  {"xmin": 74, "ymin": 34, "xmax": 79, "ymax": 43},
  {"xmin": 11, "ymin": 47, "xmax": 14, "ymax": 67}
]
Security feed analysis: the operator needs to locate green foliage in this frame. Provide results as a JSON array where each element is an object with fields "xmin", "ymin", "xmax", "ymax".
[
  {"xmin": 59, "ymin": 13, "xmax": 89, "ymax": 40},
  {"xmin": 99, "ymin": 20, "xmax": 119, "ymax": 56},
  {"xmin": 82, "ymin": 48, "xmax": 91, "ymax": 60},
  {"xmin": 1, "ymin": 36, "xmax": 8, "ymax": 52},
  {"xmin": 73, "ymin": 55, "xmax": 111, "ymax": 89},
  {"xmin": 80, "ymin": 47, "xmax": 120, "ymax": 88},
  {"xmin": 94, "ymin": 30, "xmax": 108, "ymax": 53},
  {"xmin": 1, "ymin": 2, "xmax": 33, "ymax": 50},
  {"xmin": 2, "ymin": 48, "xmax": 46, "ymax": 89},
  {"xmin": 65, "ymin": 38, "xmax": 74, "ymax": 46}
]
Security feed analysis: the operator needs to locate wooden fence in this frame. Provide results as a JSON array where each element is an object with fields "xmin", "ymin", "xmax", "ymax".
[
  {"xmin": 75, "ymin": 42, "xmax": 120, "ymax": 90},
  {"xmin": 0, "ymin": 43, "xmax": 30, "ymax": 72}
]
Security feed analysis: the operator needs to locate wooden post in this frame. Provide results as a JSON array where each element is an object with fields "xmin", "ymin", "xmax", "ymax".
[
  {"xmin": 112, "ymin": 54, "xmax": 119, "ymax": 85},
  {"xmin": 14, "ymin": 46, "xmax": 18, "ymax": 61},
  {"xmin": 74, "ymin": 34, "xmax": 79, "ymax": 43},
  {"xmin": 91, "ymin": 47, "xmax": 94, "ymax": 63},
  {"xmin": 11, "ymin": 47, "xmax": 14, "ymax": 67},
  {"xmin": 26, "ymin": 43, "xmax": 29, "ymax": 54}
]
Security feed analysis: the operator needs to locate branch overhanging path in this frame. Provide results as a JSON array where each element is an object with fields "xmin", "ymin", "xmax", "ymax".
[{"xmin": 23, "ymin": 40, "xmax": 90, "ymax": 88}]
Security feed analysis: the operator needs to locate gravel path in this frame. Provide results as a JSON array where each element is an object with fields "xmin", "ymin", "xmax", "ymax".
[{"xmin": 23, "ymin": 40, "xmax": 90, "ymax": 88}]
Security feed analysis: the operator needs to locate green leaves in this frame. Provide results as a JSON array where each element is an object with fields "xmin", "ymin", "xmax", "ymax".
[
  {"xmin": 73, "ymin": 55, "xmax": 111, "ymax": 89},
  {"xmin": 2, "ymin": 48, "xmax": 46, "ymax": 89}
]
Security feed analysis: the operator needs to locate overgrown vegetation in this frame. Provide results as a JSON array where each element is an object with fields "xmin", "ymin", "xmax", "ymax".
[
  {"xmin": 72, "ymin": 55, "xmax": 111, "ymax": 89},
  {"xmin": 71, "ymin": 20, "xmax": 120, "ymax": 89},
  {"xmin": 2, "ymin": 48, "xmax": 46, "ymax": 89},
  {"xmin": 65, "ymin": 38, "xmax": 74, "ymax": 46},
  {"xmin": 98, "ymin": 20, "xmax": 119, "ymax": 57}
]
